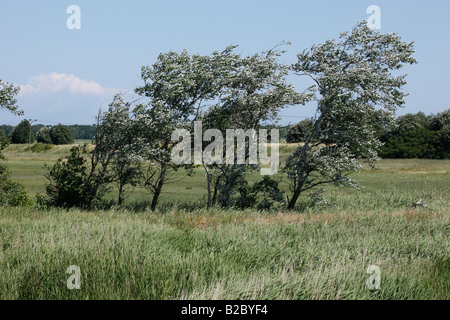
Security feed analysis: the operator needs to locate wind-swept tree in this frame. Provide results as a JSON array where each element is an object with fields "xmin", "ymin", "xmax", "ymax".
[
  {"xmin": 133, "ymin": 47, "xmax": 237, "ymax": 211},
  {"xmin": 284, "ymin": 22, "xmax": 417, "ymax": 210},
  {"xmin": 94, "ymin": 94, "xmax": 140, "ymax": 206},
  {"xmin": 201, "ymin": 44, "xmax": 309, "ymax": 208}
]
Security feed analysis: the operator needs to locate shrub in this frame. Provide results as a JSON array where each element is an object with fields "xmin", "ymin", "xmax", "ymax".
[
  {"xmin": 234, "ymin": 176, "xmax": 285, "ymax": 211},
  {"xmin": 31, "ymin": 142, "xmax": 53, "ymax": 153},
  {"xmin": 0, "ymin": 162, "xmax": 30, "ymax": 206},
  {"xmin": 38, "ymin": 146, "xmax": 102, "ymax": 209}
]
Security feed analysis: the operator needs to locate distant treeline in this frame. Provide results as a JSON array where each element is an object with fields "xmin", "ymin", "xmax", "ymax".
[
  {"xmin": 2, "ymin": 108, "xmax": 449, "ymax": 159},
  {"xmin": 285, "ymin": 109, "xmax": 450, "ymax": 159},
  {"xmin": 0, "ymin": 124, "xmax": 96, "ymax": 141}
]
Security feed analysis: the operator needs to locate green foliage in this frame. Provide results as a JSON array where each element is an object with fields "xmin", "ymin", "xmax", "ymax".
[
  {"xmin": 285, "ymin": 21, "xmax": 417, "ymax": 209},
  {"xmin": 10, "ymin": 120, "xmax": 33, "ymax": 144},
  {"xmin": 381, "ymin": 128, "xmax": 438, "ymax": 158},
  {"xmin": 0, "ymin": 77, "xmax": 29, "ymax": 207},
  {"xmin": 0, "ymin": 129, "xmax": 9, "ymax": 151},
  {"xmin": 67, "ymin": 124, "xmax": 97, "ymax": 140},
  {"xmin": 220, "ymin": 174, "xmax": 285, "ymax": 211},
  {"xmin": 200, "ymin": 44, "xmax": 309, "ymax": 208},
  {"xmin": 395, "ymin": 112, "xmax": 433, "ymax": 134},
  {"xmin": 286, "ymin": 119, "xmax": 314, "ymax": 143},
  {"xmin": 435, "ymin": 125, "xmax": 450, "ymax": 159},
  {"xmin": 0, "ymin": 125, "xmax": 14, "ymax": 136},
  {"xmin": 38, "ymin": 146, "xmax": 101, "ymax": 209},
  {"xmin": 0, "ymin": 162, "xmax": 30, "ymax": 206},
  {"xmin": 94, "ymin": 94, "xmax": 140, "ymax": 206},
  {"xmin": 49, "ymin": 124, "xmax": 74, "ymax": 145},
  {"xmin": 0, "ymin": 79, "xmax": 23, "ymax": 115},
  {"xmin": 252, "ymin": 176, "xmax": 285, "ymax": 211},
  {"xmin": 31, "ymin": 142, "xmax": 53, "ymax": 153},
  {"xmin": 133, "ymin": 47, "xmax": 237, "ymax": 210},
  {"xmin": 380, "ymin": 109, "xmax": 450, "ymax": 159},
  {"xmin": 36, "ymin": 127, "xmax": 52, "ymax": 144}
]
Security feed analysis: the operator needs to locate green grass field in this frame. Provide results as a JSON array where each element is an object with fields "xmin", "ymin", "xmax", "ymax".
[{"xmin": 0, "ymin": 143, "xmax": 448, "ymax": 299}]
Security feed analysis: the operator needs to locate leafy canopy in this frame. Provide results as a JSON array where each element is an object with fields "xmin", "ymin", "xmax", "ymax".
[{"xmin": 285, "ymin": 21, "xmax": 417, "ymax": 209}]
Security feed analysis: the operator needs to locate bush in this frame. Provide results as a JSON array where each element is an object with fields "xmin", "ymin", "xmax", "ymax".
[
  {"xmin": 49, "ymin": 124, "xmax": 74, "ymax": 145},
  {"xmin": 234, "ymin": 176, "xmax": 285, "ymax": 211},
  {"xmin": 0, "ymin": 162, "xmax": 30, "ymax": 206},
  {"xmin": 10, "ymin": 120, "xmax": 33, "ymax": 144},
  {"xmin": 38, "ymin": 146, "xmax": 102, "ymax": 209},
  {"xmin": 31, "ymin": 142, "xmax": 53, "ymax": 153}
]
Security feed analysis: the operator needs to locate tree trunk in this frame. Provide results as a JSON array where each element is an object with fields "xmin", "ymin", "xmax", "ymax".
[
  {"xmin": 118, "ymin": 182, "xmax": 124, "ymax": 206},
  {"xmin": 150, "ymin": 165, "xmax": 166, "ymax": 212},
  {"xmin": 202, "ymin": 162, "xmax": 212, "ymax": 209},
  {"xmin": 287, "ymin": 182, "xmax": 303, "ymax": 210},
  {"xmin": 211, "ymin": 177, "xmax": 219, "ymax": 206},
  {"xmin": 286, "ymin": 114, "xmax": 324, "ymax": 210},
  {"xmin": 206, "ymin": 174, "xmax": 212, "ymax": 209}
]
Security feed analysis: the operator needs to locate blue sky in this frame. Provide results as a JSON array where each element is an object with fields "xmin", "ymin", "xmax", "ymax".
[{"xmin": 1, "ymin": 0, "xmax": 449, "ymax": 125}]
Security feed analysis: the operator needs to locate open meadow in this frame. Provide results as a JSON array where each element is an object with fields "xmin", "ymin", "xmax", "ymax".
[{"xmin": 0, "ymin": 143, "xmax": 448, "ymax": 299}]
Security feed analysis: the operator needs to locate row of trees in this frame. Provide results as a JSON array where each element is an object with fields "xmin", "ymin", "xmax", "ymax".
[
  {"xmin": 37, "ymin": 22, "xmax": 417, "ymax": 211},
  {"xmin": 0, "ymin": 121, "xmax": 74, "ymax": 145},
  {"xmin": 286, "ymin": 110, "xmax": 450, "ymax": 159},
  {"xmin": 1, "ymin": 124, "xmax": 94, "ymax": 141},
  {"xmin": 380, "ymin": 110, "xmax": 449, "ymax": 159}
]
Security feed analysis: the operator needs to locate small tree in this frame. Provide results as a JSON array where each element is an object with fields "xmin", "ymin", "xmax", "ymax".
[
  {"xmin": 285, "ymin": 22, "xmax": 417, "ymax": 210},
  {"xmin": 94, "ymin": 94, "xmax": 140, "ymax": 206},
  {"xmin": 49, "ymin": 124, "xmax": 74, "ymax": 145},
  {"xmin": 11, "ymin": 120, "xmax": 33, "ymax": 144},
  {"xmin": 38, "ymin": 146, "xmax": 102, "ymax": 209}
]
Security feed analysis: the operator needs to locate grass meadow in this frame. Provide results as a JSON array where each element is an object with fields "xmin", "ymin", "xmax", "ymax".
[{"xmin": 0, "ymin": 143, "xmax": 448, "ymax": 299}]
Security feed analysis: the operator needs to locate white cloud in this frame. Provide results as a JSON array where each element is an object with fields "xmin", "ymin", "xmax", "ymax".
[{"xmin": 19, "ymin": 72, "xmax": 122, "ymax": 96}]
